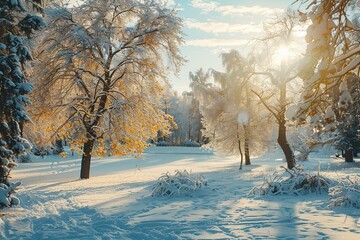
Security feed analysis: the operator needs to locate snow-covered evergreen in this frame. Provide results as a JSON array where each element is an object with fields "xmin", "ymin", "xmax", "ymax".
[
  {"xmin": 333, "ymin": 75, "xmax": 360, "ymax": 161},
  {"xmin": 0, "ymin": 182, "xmax": 21, "ymax": 207},
  {"xmin": 0, "ymin": 0, "xmax": 45, "ymax": 208}
]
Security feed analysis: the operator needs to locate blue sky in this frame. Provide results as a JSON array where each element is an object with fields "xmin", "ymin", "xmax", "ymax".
[{"xmin": 170, "ymin": 0, "xmax": 299, "ymax": 93}]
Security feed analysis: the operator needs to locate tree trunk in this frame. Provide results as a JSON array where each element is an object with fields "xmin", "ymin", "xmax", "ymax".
[
  {"xmin": 238, "ymin": 139, "xmax": 243, "ymax": 170},
  {"xmin": 344, "ymin": 148, "xmax": 354, "ymax": 162},
  {"xmin": 244, "ymin": 80, "xmax": 251, "ymax": 165},
  {"xmin": 278, "ymin": 120, "xmax": 295, "ymax": 169},
  {"xmin": 188, "ymin": 113, "xmax": 191, "ymax": 140},
  {"xmin": 79, "ymin": 68, "xmax": 109, "ymax": 178},
  {"xmin": 244, "ymin": 125, "xmax": 251, "ymax": 165},
  {"xmin": 80, "ymin": 139, "xmax": 95, "ymax": 179},
  {"xmin": 278, "ymin": 83, "xmax": 295, "ymax": 169},
  {"xmin": 237, "ymin": 125, "xmax": 244, "ymax": 170}
]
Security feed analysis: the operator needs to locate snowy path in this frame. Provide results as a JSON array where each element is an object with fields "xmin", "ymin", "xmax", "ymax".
[{"xmin": 1, "ymin": 147, "xmax": 359, "ymax": 239}]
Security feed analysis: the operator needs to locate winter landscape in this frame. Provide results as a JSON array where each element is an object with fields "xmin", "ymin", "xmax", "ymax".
[
  {"xmin": 0, "ymin": 146, "xmax": 359, "ymax": 239},
  {"xmin": 0, "ymin": 0, "xmax": 360, "ymax": 239}
]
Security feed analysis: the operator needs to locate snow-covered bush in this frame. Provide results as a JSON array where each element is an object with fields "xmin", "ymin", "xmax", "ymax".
[
  {"xmin": 288, "ymin": 126, "xmax": 328, "ymax": 162},
  {"xmin": 249, "ymin": 166, "xmax": 333, "ymax": 196},
  {"xmin": 151, "ymin": 170, "xmax": 207, "ymax": 197},
  {"xmin": 52, "ymin": 140, "xmax": 65, "ymax": 154},
  {"xmin": 17, "ymin": 152, "xmax": 32, "ymax": 163},
  {"xmin": 156, "ymin": 141, "xmax": 171, "ymax": 147},
  {"xmin": 294, "ymin": 151, "xmax": 309, "ymax": 162},
  {"xmin": 181, "ymin": 140, "xmax": 201, "ymax": 147},
  {"xmin": 0, "ymin": 182, "xmax": 21, "ymax": 208},
  {"xmin": 329, "ymin": 175, "xmax": 360, "ymax": 209},
  {"xmin": 32, "ymin": 145, "xmax": 53, "ymax": 157}
]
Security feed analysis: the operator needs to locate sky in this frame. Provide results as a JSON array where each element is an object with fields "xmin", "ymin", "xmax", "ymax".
[{"xmin": 168, "ymin": 0, "xmax": 303, "ymax": 93}]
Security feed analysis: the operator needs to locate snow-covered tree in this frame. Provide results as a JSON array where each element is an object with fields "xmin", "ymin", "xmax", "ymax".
[
  {"xmin": 288, "ymin": 125, "xmax": 333, "ymax": 161},
  {"xmin": 191, "ymin": 52, "xmax": 271, "ymax": 169},
  {"xmin": 191, "ymin": 68, "xmax": 248, "ymax": 166},
  {"xmin": 0, "ymin": 0, "xmax": 46, "ymax": 207},
  {"xmin": 292, "ymin": 0, "xmax": 360, "ymax": 122},
  {"xmin": 252, "ymin": 9, "xmax": 300, "ymax": 169},
  {"xmin": 290, "ymin": 0, "xmax": 360, "ymax": 162},
  {"xmin": 212, "ymin": 50, "xmax": 257, "ymax": 166},
  {"xmin": 333, "ymin": 75, "xmax": 360, "ymax": 161},
  {"xmin": 160, "ymin": 90, "xmax": 202, "ymax": 145},
  {"xmin": 32, "ymin": 0, "xmax": 183, "ymax": 179},
  {"xmin": 181, "ymin": 91, "xmax": 202, "ymax": 143}
]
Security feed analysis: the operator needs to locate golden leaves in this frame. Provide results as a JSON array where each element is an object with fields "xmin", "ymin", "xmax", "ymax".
[{"xmin": 145, "ymin": 34, "xmax": 157, "ymax": 46}]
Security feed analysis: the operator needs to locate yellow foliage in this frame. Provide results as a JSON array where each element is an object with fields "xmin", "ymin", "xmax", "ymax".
[
  {"xmin": 59, "ymin": 152, "xmax": 68, "ymax": 158},
  {"xmin": 27, "ymin": 1, "xmax": 183, "ymax": 161}
]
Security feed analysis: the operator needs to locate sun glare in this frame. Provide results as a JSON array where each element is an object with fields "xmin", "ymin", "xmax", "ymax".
[
  {"xmin": 272, "ymin": 46, "xmax": 291, "ymax": 64},
  {"xmin": 278, "ymin": 47, "xmax": 289, "ymax": 60}
]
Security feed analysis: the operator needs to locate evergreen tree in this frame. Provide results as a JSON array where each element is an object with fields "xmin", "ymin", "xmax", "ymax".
[
  {"xmin": 334, "ymin": 75, "xmax": 360, "ymax": 161},
  {"xmin": 0, "ymin": 0, "xmax": 46, "ymax": 207}
]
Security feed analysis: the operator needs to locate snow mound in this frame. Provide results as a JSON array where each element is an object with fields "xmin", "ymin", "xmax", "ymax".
[
  {"xmin": 151, "ymin": 170, "xmax": 207, "ymax": 197},
  {"xmin": 181, "ymin": 140, "xmax": 201, "ymax": 147},
  {"xmin": 249, "ymin": 166, "xmax": 333, "ymax": 196},
  {"xmin": 329, "ymin": 175, "xmax": 360, "ymax": 209}
]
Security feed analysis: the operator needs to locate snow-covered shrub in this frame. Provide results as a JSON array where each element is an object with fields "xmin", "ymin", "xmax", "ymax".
[
  {"xmin": 17, "ymin": 152, "xmax": 32, "ymax": 163},
  {"xmin": 249, "ymin": 166, "xmax": 333, "ymax": 196},
  {"xmin": 32, "ymin": 145, "xmax": 53, "ymax": 157},
  {"xmin": 329, "ymin": 175, "xmax": 360, "ymax": 209},
  {"xmin": 52, "ymin": 140, "xmax": 65, "ymax": 154},
  {"xmin": 0, "ymin": 182, "xmax": 21, "ymax": 208},
  {"xmin": 288, "ymin": 126, "xmax": 333, "ymax": 162},
  {"xmin": 151, "ymin": 170, "xmax": 207, "ymax": 197},
  {"xmin": 294, "ymin": 151, "xmax": 309, "ymax": 162},
  {"xmin": 181, "ymin": 140, "xmax": 201, "ymax": 147},
  {"xmin": 156, "ymin": 141, "xmax": 171, "ymax": 147}
]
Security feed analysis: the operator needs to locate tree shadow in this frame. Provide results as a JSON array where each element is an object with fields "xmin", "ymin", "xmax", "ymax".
[{"xmin": 8, "ymin": 148, "xmax": 359, "ymax": 239}]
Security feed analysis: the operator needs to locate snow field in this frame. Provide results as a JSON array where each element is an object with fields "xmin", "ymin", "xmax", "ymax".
[{"xmin": 0, "ymin": 147, "xmax": 359, "ymax": 239}]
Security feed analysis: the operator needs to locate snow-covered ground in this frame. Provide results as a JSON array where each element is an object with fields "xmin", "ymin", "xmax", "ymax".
[{"xmin": 1, "ymin": 146, "xmax": 359, "ymax": 239}]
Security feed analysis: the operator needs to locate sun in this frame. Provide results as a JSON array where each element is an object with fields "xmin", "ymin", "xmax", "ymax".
[
  {"xmin": 278, "ymin": 47, "xmax": 289, "ymax": 59},
  {"xmin": 273, "ymin": 46, "xmax": 291, "ymax": 64}
]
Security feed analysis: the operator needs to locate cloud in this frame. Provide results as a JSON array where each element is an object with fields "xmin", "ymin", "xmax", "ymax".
[
  {"xmin": 218, "ymin": 5, "xmax": 284, "ymax": 16},
  {"xmin": 191, "ymin": 0, "xmax": 284, "ymax": 16},
  {"xmin": 185, "ymin": 20, "xmax": 262, "ymax": 34},
  {"xmin": 191, "ymin": 0, "xmax": 218, "ymax": 10},
  {"xmin": 186, "ymin": 38, "xmax": 249, "ymax": 47}
]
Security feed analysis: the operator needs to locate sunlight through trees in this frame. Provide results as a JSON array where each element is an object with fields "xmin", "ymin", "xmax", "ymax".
[{"xmin": 30, "ymin": 0, "xmax": 184, "ymax": 179}]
